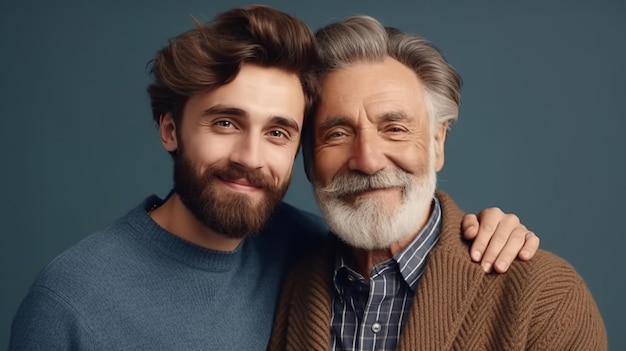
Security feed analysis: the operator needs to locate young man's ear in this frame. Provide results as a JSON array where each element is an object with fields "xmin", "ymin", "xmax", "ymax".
[
  {"xmin": 434, "ymin": 123, "xmax": 448, "ymax": 172},
  {"xmin": 159, "ymin": 113, "xmax": 178, "ymax": 152}
]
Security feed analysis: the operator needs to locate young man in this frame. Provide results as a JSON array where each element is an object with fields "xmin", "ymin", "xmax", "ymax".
[{"xmin": 9, "ymin": 6, "xmax": 539, "ymax": 351}]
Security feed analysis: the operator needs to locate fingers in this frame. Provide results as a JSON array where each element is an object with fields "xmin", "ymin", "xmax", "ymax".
[
  {"xmin": 465, "ymin": 208, "xmax": 512, "ymax": 265},
  {"xmin": 488, "ymin": 225, "xmax": 530, "ymax": 273},
  {"xmin": 461, "ymin": 213, "xmax": 479, "ymax": 241},
  {"xmin": 462, "ymin": 208, "xmax": 540, "ymax": 273},
  {"xmin": 517, "ymin": 231, "xmax": 540, "ymax": 261}
]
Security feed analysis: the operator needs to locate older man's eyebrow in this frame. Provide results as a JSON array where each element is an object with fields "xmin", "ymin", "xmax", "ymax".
[
  {"xmin": 318, "ymin": 116, "xmax": 354, "ymax": 130},
  {"xmin": 378, "ymin": 111, "xmax": 412, "ymax": 123}
]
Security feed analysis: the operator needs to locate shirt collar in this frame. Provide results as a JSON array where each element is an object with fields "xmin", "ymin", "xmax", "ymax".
[{"xmin": 395, "ymin": 197, "xmax": 442, "ymax": 289}]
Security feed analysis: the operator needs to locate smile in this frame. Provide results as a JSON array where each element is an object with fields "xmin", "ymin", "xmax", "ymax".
[
  {"xmin": 342, "ymin": 187, "xmax": 403, "ymax": 203},
  {"xmin": 218, "ymin": 177, "xmax": 263, "ymax": 192}
]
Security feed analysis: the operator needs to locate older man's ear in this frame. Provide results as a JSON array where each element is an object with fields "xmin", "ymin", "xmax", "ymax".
[{"xmin": 434, "ymin": 124, "xmax": 448, "ymax": 172}]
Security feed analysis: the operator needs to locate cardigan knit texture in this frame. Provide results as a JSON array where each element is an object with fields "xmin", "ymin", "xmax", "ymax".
[
  {"xmin": 10, "ymin": 195, "xmax": 327, "ymax": 350},
  {"xmin": 269, "ymin": 191, "xmax": 607, "ymax": 351}
]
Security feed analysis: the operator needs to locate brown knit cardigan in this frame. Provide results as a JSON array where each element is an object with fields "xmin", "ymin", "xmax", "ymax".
[{"xmin": 269, "ymin": 192, "xmax": 607, "ymax": 350}]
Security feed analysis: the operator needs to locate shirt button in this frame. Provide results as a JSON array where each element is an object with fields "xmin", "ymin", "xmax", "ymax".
[
  {"xmin": 347, "ymin": 275, "xmax": 355, "ymax": 283},
  {"xmin": 371, "ymin": 322, "xmax": 382, "ymax": 333}
]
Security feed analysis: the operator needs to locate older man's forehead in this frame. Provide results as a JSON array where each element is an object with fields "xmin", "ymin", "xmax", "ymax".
[
  {"xmin": 319, "ymin": 59, "xmax": 423, "ymax": 104},
  {"xmin": 316, "ymin": 85, "xmax": 426, "ymax": 128}
]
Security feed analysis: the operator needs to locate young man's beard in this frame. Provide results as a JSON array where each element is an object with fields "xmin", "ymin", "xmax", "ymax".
[{"xmin": 172, "ymin": 148, "xmax": 290, "ymax": 240}]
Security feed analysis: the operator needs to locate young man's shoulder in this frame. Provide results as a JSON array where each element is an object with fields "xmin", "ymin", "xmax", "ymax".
[
  {"xmin": 265, "ymin": 202, "xmax": 328, "ymax": 238},
  {"xmin": 32, "ymin": 213, "xmax": 138, "ymax": 293},
  {"xmin": 254, "ymin": 202, "xmax": 329, "ymax": 260}
]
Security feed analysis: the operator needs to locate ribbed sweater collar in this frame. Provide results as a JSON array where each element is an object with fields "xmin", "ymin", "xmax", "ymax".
[{"xmin": 123, "ymin": 195, "xmax": 244, "ymax": 272}]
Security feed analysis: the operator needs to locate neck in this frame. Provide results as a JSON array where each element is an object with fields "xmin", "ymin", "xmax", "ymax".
[
  {"xmin": 150, "ymin": 193, "xmax": 242, "ymax": 252},
  {"xmin": 348, "ymin": 232, "xmax": 417, "ymax": 281},
  {"xmin": 349, "ymin": 210, "xmax": 430, "ymax": 280}
]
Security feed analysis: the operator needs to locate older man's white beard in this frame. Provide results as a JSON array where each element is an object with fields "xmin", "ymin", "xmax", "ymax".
[{"xmin": 314, "ymin": 153, "xmax": 437, "ymax": 250}]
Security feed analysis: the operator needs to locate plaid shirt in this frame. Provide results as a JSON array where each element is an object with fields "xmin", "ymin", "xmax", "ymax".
[{"xmin": 330, "ymin": 198, "xmax": 442, "ymax": 351}]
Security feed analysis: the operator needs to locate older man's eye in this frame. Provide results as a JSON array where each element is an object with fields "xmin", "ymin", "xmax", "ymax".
[
  {"xmin": 385, "ymin": 125, "xmax": 407, "ymax": 133},
  {"xmin": 326, "ymin": 129, "xmax": 349, "ymax": 139}
]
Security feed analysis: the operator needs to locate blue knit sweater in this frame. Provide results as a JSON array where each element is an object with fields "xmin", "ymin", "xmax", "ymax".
[{"xmin": 9, "ymin": 195, "xmax": 327, "ymax": 350}]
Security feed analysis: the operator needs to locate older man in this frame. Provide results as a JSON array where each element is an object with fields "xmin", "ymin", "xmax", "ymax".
[{"xmin": 270, "ymin": 15, "xmax": 606, "ymax": 351}]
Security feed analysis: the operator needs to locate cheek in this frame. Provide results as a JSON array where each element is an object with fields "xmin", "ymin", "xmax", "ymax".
[
  {"xmin": 185, "ymin": 135, "xmax": 232, "ymax": 166},
  {"xmin": 265, "ymin": 145, "xmax": 299, "ymax": 179},
  {"xmin": 389, "ymin": 141, "xmax": 431, "ymax": 174},
  {"xmin": 313, "ymin": 147, "xmax": 347, "ymax": 186},
  {"xmin": 273, "ymin": 155, "xmax": 295, "ymax": 178}
]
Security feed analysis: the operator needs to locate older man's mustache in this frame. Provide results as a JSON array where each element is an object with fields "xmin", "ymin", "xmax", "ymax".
[{"xmin": 319, "ymin": 168, "xmax": 412, "ymax": 198}]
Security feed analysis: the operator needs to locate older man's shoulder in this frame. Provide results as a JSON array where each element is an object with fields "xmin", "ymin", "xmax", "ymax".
[
  {"xmin": 503, "ymin": 249, "xmax": 585, "ymax": 285},
  {"xmin": 483, "ymin": 248, "xmax": 598, "ymax": 316}
]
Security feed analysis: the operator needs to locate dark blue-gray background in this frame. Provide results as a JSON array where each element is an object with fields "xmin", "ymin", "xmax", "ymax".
[{"xmin": 1, "ymin": 0, "xmax": 623, "ymax": 349}]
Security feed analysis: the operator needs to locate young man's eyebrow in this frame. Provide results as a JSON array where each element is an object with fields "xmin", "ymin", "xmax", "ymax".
[
  {"xmin": 201, "ymin": 105, "xmax": 247, "ymax": 118},
  {"xmin": 201, "ymin": 105, "xmax": 299, "ymax": 132},
  {"xmin": 269, "ymin": 116, "xmax": 300, "ymax": 133}
]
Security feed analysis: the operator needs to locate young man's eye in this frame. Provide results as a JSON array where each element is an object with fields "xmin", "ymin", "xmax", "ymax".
[
  {"xmin": 216, "ymin": 120, "xmax": 233, "ymax": 128},
  {"xmin": 268, "ymin": 130, "xmax": 287, "ymax": 138}
]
